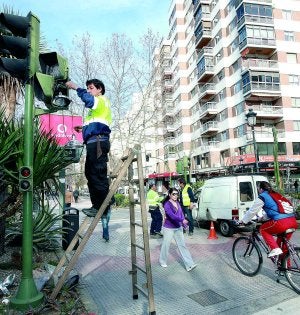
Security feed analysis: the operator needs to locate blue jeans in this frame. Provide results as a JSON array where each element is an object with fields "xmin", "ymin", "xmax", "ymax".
[
  {"xmin": 149, "ymin": 207, "xmax": 163, "ymax": 234},
  {"xmin": 182, "ymin": 206, "xmax": 194, "ymax": 233},
  {"xmin": 101, "ymin": 208, "xmax": 111, "ymax": 240}
]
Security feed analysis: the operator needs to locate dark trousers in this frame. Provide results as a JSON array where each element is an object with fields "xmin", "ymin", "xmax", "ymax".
[
  {"xmin": 85, "ymin": 140, "xmax": 110, "ymax": 210},
  {"xmin": 149, "ymin": 207, "xmax": 163, "ymax": 234},
  {"xmin": 182, "ymin": 206, "xmax": 194, "ymax": 233}
]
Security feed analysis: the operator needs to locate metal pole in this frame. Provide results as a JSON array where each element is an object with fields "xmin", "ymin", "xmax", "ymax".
[{"xmin": 252, "ymin": 126, "xmax": 259, "ymax": 172}]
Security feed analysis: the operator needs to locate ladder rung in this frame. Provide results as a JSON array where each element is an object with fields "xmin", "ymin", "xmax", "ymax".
[
  {"xmin": 132, "ymin": 242, "xmax": 145, "ymax": 250},
  {"xmin": 134, "ymin": 283, "xmax": 148, "ymax": 298},
  {"xmin": 132, "ymin": 222, "xmax": 143, "ymax": 227},
  {"xmin": 132, "ymin": 263, "xmax": 146, "ymax": 274}
]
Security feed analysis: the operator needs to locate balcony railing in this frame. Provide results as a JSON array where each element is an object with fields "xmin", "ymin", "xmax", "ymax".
[
  {"xmin": 242, "ymin": 58, "xmax": 278, "ymax": 70},
  {"xmin": 199, "ymin": 83, "xmax": 216, "ymax": 98},
  {"xmin": 237, "ymin": 14, "xmax": 274, "ymax": 29},
  {"xmin": 246, "ymin": 129, "xmax": 285, "ymax": 140},
  {"xmin": 249, "ymin": 104, "xmax": 283, "ymax": 115},
  {"xmin": 239, "ymin": 37, "xmax": 276, "ymax": 50},
  {"xmin": 164, "ymin": 137, "xmax": 175, "ymax": 146},
  {"xmin": 243, "ymin": 82, "xmax": 280, "ymax": 94},
  {"xmin": 198, "ymin": 47, "xmax": 213, "ymax": 61},
  {"xmin": 234, "ymin": 0, "xmax": 272, "ymax": 9},
  {"xmin": 199, "ymin": 101, "xmax": 217, "ymax": 116},
  {"xmin": 195, "ymin": 28, "xmax": 212, "ymax": 46},
  {"xmin": 200, "ymin": 121, "xmax": 219, "ymax": 133}
]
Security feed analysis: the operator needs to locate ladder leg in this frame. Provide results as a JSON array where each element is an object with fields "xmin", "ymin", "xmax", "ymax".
[
  {"xmin": 136, "ymin": 152, "xmax": 156, "ymax": 314},
  {"xmin": 128, "ymin": 165, "xmax": 138, "ymax": 299}
]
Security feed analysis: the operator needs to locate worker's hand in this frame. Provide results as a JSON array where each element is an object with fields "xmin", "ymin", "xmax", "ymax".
[
  {"xmin": 189, "ymin": 203, "xmax": 195, "ymax": 210},
  {"xmin": 66, "ymin": 81, "xmax": 78, "ymax": 90},
  {"xmin": 183, "ymin": 219, "xmax": 188, "ymax": 225},
  {"xmin": 74, "ymin": 126, "xmax": 83, "ymax": 133}
]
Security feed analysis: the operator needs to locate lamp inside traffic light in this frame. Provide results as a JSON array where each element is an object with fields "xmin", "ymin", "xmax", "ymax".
[
  {"xmin": 19, "ymin": 166, "xmax": 33, "ymax": 191},
  {"xmin": 34, "ymin": 52, "xmax": 71, "ymax": 111}
]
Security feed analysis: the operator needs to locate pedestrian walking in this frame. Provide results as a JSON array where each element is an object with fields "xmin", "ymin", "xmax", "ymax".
[
  {"xmin": 147, "ymin": 183, "xmax": 164, "ymax": 238},
  {"xmin": 159, "ymin": 187, "xmax": 197, "ymax": 271},
  {"xmin": 294, "ymin": 180, "xmax": 299, "ymax": 193},
  {"xmin": 178, "ymin": 178, "xmax": 196, "ymax": 236},
  {"xmin": 73, "ymin": 189, "xmax": 79, "ymax": 203},
  {"xmin": 66, "ymin": 79, "xmax": 112, "ymax": 217}
]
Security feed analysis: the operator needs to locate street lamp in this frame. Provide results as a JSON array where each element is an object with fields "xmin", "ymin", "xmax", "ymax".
[{"xmin": 246, "ymin": 108, "xmax": 259, "ymax": 172}]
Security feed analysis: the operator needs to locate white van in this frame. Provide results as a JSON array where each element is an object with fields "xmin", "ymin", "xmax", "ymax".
[{"xmin": 192, "ymin": 174, "xmax": 268, "ymax": 236}]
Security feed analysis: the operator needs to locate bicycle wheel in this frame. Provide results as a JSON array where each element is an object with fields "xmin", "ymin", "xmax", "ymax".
[
  {"xmin": 283, "ymin": 246, "xmax": 300, "ymax": 294},
  {"xmin": 232, "ymin": 236, "xmax": 263, "ymax": 276}
]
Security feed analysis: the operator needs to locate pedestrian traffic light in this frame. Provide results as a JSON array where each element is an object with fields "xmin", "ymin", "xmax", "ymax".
[
  {"xmin": 0, "ymin": 12, "xmax": 40, "ymax": 81},
  {"xmin": 19, "ymin": 166, "xmax": 33, "ymax": 192},
  {"xmin": 34, "ymin": 52, "xmax": 71, "ymax": 111}
]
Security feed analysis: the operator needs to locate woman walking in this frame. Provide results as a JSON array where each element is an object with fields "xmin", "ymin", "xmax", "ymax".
[{"xmin": 159, "ymin": 187, "xmax": 197, "ymax": 271}]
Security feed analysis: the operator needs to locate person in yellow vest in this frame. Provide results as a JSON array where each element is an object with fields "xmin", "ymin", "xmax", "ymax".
[
  {"xmin": 66, "ymin": 79, "xmax": 112, "ymax": 217},
  {"xmin": 147, "ymin": 183, "xmax": 164, "ymax": 238},
  {"xmin": 178, "ymin": 178, "xmax": 196, "ymax": 236}
]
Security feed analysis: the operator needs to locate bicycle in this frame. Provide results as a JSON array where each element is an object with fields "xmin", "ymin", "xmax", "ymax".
[{"xmin": 232, "ymin": 221, "xmax": 300, "ymax": 294}]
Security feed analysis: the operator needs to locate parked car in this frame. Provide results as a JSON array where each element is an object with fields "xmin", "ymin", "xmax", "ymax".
[{"xmin": 192, "ymin": 174, "xmax": 269, "ymax": 236}]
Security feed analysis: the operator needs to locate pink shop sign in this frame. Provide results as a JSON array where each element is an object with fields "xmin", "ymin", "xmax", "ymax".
[{"xmin": 39, "ymin": 114, "xmax": 83, "ymax": 146}]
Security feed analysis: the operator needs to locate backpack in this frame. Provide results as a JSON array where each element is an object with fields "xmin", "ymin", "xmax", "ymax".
[{"xmin": 269, "ymin": 191, "xmax": 294, "ymax": 214}]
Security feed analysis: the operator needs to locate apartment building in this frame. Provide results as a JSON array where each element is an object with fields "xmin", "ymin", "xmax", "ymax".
[{"xmin": 151, "ymin": 0, "xmax": 300, "ymax": 182}]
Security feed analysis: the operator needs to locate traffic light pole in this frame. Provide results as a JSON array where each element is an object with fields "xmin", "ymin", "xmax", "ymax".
[{"xmin": 10, "ymin": 13, "xmax": 44, "ymax": 310}]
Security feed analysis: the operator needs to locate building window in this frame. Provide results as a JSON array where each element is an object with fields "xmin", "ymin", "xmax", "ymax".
[
  {"xmin": 287, "ymin": 53, "xmax": 297, "ymax": 63},
  {"xmin": 293, "ymin": 121, "xmax": 300, "ymax": 131},
  {"xmin": 258, "ymin": 143, "xmax": 286, "ymax": 155},
  {"xmin": 291, "ymin": 98, "xmax": 300, "ymax": 107},
  {"xmin": 293, "ymin": 142, "xmax": 300, "ymax": 155},
  {"xmin": 289, "ymin": 75, "xmax": 300, "ymax": 86},
  {"xmin": 284, "ymin": 31, "xmax": 295, "ymax": 42},
  {"xmin": 282, "ymin": 10, "xmax": 292, "ymax": 20}
]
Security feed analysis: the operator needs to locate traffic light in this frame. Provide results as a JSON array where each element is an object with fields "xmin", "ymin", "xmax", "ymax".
[
  {"xmin": 19, "ymin": 166, "xmax": 33, "ymax": 192},
  {"xmin": 34, "ymin": 52, "xmax": 71, "ymax": 111},
  {"xmin": 0, "ymin": 12, "xmax": 40, "ymax": 81}
]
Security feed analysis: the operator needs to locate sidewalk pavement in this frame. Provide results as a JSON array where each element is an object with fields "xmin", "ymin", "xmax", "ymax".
[{"xmin": 69, "ymin": 199, "xmax": 300, "ymax": 315}]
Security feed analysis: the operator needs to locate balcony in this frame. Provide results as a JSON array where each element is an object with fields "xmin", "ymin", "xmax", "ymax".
[
  {"xmin": 162, "ymin": 101, "xmax": 175, "ymax": 118},
  {"xmin": 239, "ymin": 37, "xmax": 276, "ymax": 56},
  {"xmin": 197, "ymin": 57, "xmax": 214, "ymax": 83},
  {"xmin": 193, "ymin": 0, "xmax": 211, "ymax": 13},
  {"xmin": 197, "ymin": 47, "xmax": 213, "ymax": 61},
  {"xmin": 164, "ymin": 137, "xmax": 175, "ymax": 146},
  {"xmin": 195, "ymin": 27, "xmax": 212, "ymax": 49},
  {"xmin": 247, "ymin": 104, "xmax": 283, "ymax": 120},
  {"xmin": 199, "ymin": 102, "xmax": 217, "ymax": 120},
  {"xmin": 234, "ymin": 0, "xmax": 272, "ymax": 9},
  {"xmin": 162, "ymin": 79, "xmax": 173, "ymax": 93},
  {"xmin": 198, "ymin": 141, "xmax": 220, "ymax": 154},
  {"xmin": 237, "ymin": 15, "xmax": 274, "ymax": 30},
  {"xmin": 243, "ymin": 82, "xmax": 281, "ymax": 100},
  {"xmin": 194, "ymin": 10, "xmax": 211, "ymax": 30},
  {"xmin": 242, "ymin": 58, "xmax": 278, "ymax": 72},
  {"xmin": 200, "ymin": 121, "xmax": 219, "ymax": 136},
  {"xmin": 246, "ymin": 129, "xmax": 285, "ymax": 142},
  {"xmin": 198, "ymin": 83, "xmax": 216, "ymax": 100}
]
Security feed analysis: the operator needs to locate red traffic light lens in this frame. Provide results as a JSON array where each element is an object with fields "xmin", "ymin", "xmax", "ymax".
[{"xmin": 20, "ymin": 167, "xmax": 31, "ymax": 178}]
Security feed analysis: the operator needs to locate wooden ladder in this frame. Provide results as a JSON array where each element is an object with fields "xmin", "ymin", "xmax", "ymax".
[{"xmin": 49, "ymin": 145, "xmax": 156, "ymax": 314}]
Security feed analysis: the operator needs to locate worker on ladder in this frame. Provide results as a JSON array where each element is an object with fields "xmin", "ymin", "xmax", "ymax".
[
  {"xmin": 66, "ymin": 79, "xmax": 112, "ymax": 217},
  {"xmin": 147, "ymin": 183, "xmax": 164, "ymax": 238}
]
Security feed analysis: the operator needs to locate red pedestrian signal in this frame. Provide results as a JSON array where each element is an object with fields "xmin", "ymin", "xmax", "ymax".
[{"xmin": 19, "ymin": 166, "xmax": 33, "ymax": 191}]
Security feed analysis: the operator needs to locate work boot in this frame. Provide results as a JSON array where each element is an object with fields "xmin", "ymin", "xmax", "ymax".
[{"xmin": 82, "ymin": 207, "xmax": 98, "ymax": 217}]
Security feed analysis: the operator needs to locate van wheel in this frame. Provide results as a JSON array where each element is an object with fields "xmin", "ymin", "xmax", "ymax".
[{"xmin": 219, "ymin": 220, "xmax": 234, "ymax": 237}]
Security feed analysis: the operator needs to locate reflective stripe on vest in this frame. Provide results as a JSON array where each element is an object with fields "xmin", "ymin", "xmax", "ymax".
[
  {"xmin": 147, "ymin": 190, "xmax": 160, "ymax": 207},
  {"xmin": 182, "ymin": 184, "xmax": 191, "ymax": 206},
  {"xmin": 85, "ymin": 95, "xmax": 112, "ymax": 126}
]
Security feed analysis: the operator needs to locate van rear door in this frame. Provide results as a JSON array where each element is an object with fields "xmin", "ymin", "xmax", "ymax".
[{"xmin": 238, "ymin": 178, "xmax": 256, "ymax": 218}]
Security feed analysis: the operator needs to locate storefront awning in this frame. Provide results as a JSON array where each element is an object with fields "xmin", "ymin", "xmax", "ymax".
[{"xmin": 148, "ymin": 172, "xmax": 178, "ymax": 179}]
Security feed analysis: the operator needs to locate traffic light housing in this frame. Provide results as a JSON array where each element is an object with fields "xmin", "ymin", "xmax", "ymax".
[
  {"xmin": 0, "ymin": 12, "xmax": 40, "ymax": 81},
  {"xmin": 19, "ymin": 166, "xmax": 33, "ymax": 192},
  {"xmin": 34, "ymin": 52, "xmax": 71, "ymax": 111}
]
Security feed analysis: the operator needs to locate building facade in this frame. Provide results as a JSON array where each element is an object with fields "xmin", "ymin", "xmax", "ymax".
[{"xmin": 150, "ymin": 0, "xmax": 300, "ymax": 184}]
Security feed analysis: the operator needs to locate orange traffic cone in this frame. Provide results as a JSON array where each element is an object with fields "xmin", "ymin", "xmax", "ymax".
[{"xmin": 208, "ymin": 221, "xmax": 218, "ymax": 239}]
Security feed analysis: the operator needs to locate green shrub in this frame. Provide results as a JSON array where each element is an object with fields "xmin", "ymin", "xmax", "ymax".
[
  {"xmin": 121, "ymin": 196, "xmax": 130, "ymax": 207},
  {"xmin": 114, "ymin": 193, "xmax": 125, "ymax": 206}
]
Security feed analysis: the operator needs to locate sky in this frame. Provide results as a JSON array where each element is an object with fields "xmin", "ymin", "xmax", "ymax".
[{"xmin": 4, "ymin": 0, "xmax": 171, "ymax": 49}]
